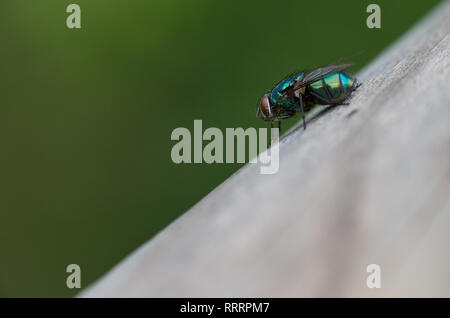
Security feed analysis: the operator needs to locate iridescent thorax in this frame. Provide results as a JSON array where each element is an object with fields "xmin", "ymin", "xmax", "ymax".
[{"xmin": 270, "ymin": 72, "xmax": 305, "ymax": 109}]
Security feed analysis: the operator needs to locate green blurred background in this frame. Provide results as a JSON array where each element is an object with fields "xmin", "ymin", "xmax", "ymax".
[{"xmin": 0, "ymin": 0, "xmax": 442, "ymax": 297}]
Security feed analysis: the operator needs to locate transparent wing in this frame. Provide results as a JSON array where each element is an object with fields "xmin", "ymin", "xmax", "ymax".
[{"xmin": 293, "ymin": 63, "xmax": 353, "ymax": 90}]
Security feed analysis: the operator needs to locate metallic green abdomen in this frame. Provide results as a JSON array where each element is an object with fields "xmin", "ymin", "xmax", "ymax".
[{"xmin": 308, "ymin": 72, "xmax": 355, "ymax": 104}]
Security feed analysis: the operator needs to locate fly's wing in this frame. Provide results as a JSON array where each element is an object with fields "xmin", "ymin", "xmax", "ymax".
[{"xmin": 293, "ymin": 63, "xmax": 353, "ymax": 90}]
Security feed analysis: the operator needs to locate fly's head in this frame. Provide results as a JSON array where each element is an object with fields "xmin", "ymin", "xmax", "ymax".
[{"xmin": 257, "ymin": 94, "xmax": 276, "ymax": 121}]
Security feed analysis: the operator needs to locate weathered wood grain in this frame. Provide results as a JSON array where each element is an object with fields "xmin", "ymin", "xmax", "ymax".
[{"xmin": 80, "ymin": 1, "xmax": 450, "ymax": 297}]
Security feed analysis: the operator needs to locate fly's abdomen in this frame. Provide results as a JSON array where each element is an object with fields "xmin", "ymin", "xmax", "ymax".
[{"xmin": 308, "ymin": 72, "xmax": 356, "ymax": 105}]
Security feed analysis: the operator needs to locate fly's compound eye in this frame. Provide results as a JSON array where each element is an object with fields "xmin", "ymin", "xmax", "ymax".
[{"xmin": 259, "ymin": 95, "xmax": 272, "ymax": 119}]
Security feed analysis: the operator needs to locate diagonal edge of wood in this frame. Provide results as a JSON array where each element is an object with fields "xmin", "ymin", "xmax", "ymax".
[{"xmin": 81, "ymin": 1, "xmax": 450, "ymax": 297}]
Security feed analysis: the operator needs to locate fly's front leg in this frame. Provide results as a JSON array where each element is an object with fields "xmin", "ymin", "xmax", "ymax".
[
  {"xmin": 269, "ymin": 122, "xmax": 274, "ymax": 146},
  {"xmin": 268, "ymin": 121, "xmax": 281, "ymax": 146}
]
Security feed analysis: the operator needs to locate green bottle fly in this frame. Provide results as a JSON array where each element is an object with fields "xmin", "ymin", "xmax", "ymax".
[{"xmin": 257, "ymin": 64, "xmax": 360, "ymax": 130}]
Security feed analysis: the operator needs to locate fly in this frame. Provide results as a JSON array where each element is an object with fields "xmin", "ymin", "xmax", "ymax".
[{"xmin": 257, "ymin": 63, "xmax": 360, "ymax": 132}]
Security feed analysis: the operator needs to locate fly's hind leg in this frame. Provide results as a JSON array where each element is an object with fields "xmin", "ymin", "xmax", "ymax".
[{"xmin": 297, "ymin": 95, "xmax": 307, "ymax": 130}]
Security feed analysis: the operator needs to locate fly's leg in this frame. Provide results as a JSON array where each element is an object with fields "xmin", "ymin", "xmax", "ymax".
[
  {"xmin": 298, "ymin": 94, "xmax": 307, "ymax": 130},
  {"xmin": 268, "ymin": 121, "xmax": 281, "ymax": 146},
  {"xmin": 269, "ymin": 122, "xmax": 274, "ymax": 146}
]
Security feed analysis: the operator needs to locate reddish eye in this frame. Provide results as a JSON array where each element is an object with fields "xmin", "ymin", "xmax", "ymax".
[{"xmin": 260, "ymin": 95, "xmax": 271, "ymax": 118}]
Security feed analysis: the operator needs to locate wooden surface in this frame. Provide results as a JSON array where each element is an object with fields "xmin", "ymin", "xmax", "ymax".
[{"xmin": 81, "ymin": 1, "xmax": 450, "ymax": 297}]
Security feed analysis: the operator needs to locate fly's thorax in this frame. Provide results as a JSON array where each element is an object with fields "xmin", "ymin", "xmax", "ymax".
[{"xmin": 270, "ymin": 72, "xmax": 305, "ymax": 103}]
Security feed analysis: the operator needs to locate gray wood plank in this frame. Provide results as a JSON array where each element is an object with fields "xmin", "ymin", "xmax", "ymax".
[{"xmin": 80, "ymin": 1, "xmax": 450, "ymax": 297}]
